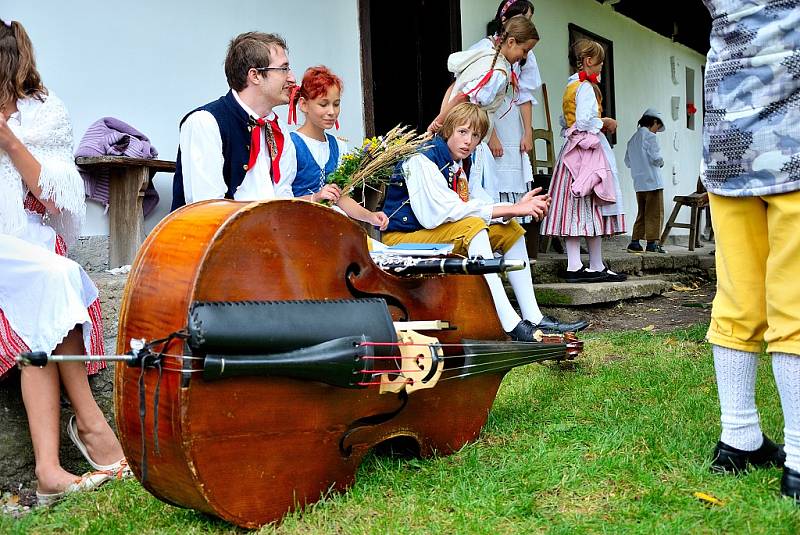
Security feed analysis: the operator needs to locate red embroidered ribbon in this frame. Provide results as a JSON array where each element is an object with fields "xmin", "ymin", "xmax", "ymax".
[
  {"xmin": 578, "ymin": 71, "xmax": 600, "ymax": 84},
  {"xmin": 247, "ymin": 116, "xmax": 284, "ymax": 184},
  {"xmin": 451, "ymin": 167, "xmax": 469, "ymax": 202}
]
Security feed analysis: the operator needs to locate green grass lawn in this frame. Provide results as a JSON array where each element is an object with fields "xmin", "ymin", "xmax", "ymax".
[{"xmin": 4, "ymin": 324, "xmax": 799, "ymax": 534}]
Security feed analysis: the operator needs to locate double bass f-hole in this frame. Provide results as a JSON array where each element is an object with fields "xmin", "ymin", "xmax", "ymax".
[
  {"xmin": 345, "ymin": 262, "xmax": 410, "ymax": 321},
  {"xmin": 338, "ymin": 391, "xmax": 409, "ymax": 458}
]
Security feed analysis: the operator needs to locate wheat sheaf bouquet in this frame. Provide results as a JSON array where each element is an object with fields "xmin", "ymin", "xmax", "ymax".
[{"xmin": 326, "ymin": 125, "xmax": 431, "ymax": 201}]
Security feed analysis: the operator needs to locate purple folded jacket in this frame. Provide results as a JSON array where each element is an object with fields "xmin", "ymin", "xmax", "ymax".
[{"xmin": 75, "ymin": 117, "xmax": 160, "ymax": 217}]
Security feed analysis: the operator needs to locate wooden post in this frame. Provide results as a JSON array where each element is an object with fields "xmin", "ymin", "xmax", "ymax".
[{"xmin": 108, "ymin": 166, "xmax": 149, "ymax": 267}]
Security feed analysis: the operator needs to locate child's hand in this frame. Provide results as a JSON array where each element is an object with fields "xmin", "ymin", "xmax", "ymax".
[
  {"xmin": 515, "ymin": 188, "xmax": 549, "ymax": 221},
  {"xmin": 520, "ymin": 130, "xmax": 533, "ymax": 153},
  {"xmin": 427, "ymin": 118, "xmax": 443, "ymax": 134},
  {"xmin": 488, "ymin": 134, "xmax": 503, "ymax": 157},
  {"xmin": 370, "ymin": 211, "xmax": 389, "ymax": 231},
  {"xmin": 312, "ymin": 184, "xmax": 342, "ymax": 204},
  {"xmin": 601, "ymin": 117, "xmax": 617, "ymax": 134}
]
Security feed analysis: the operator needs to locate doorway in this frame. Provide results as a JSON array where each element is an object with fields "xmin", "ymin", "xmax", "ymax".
[{"xmin": 359, "ymin": 0, "xmax": 462, "ymax": 136}]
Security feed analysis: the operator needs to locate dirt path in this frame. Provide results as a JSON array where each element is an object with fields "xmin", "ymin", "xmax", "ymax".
[{"xmin": 570, "ymin": 280, "xmax": 716, "ymax": 334}]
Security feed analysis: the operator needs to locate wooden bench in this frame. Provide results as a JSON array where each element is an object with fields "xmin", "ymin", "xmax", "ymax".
[
  {"xmin": 660, "ymin": 192, "xmax": 709, "ymax": 251},
  {"xmin": 76, "ymin": 156, "xmax": 176, "ymax": 268}
]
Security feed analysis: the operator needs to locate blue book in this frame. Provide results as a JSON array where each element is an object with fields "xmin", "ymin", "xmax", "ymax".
[{"xmin": 371, "ymin": 242, "xmax": 454, "ymax": 256}]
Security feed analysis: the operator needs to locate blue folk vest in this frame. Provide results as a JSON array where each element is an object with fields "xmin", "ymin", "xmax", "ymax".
[
  {"xmin": 383, "ymin": 135, "xmax": 456, "ymax": 233},
  {"xmin": 290, "ymin": 132, "xmax": 340, "ymax": 197},
  {"xmin": 171, "ymin": 90, "xmax": 253, "ymax": 211}
]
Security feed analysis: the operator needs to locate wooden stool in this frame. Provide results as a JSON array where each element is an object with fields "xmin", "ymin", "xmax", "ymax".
[{"xmin": 660, "ymin": 192, "xmax": 709, "ymax": 251}]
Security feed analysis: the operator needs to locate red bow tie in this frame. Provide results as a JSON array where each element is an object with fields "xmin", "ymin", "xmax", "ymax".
[
  {"xmin": 578, "ymin": 71, "xmax": 600, "ymax": 84},
  {"xmin": 247, "ymin": 116, "xmax": 284, "ymax": 184}
]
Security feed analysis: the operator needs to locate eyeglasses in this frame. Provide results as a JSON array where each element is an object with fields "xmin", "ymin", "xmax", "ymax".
[{"xmin": 253, "ymin": 66, "xmax": 292, "ymax": 74}]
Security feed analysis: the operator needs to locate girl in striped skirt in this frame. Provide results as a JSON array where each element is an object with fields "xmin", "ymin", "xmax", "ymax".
[{"xmin": 540, "ymin": 39, "xmax": 627, "ymax": 283}]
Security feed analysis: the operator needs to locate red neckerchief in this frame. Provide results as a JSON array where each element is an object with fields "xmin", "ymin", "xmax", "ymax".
[
  {"xmin": 578, "ymin": 71, "xmax": 600, "ymax": 84},
  {"xmin": 247, "ymin": 115, "xmax": 284, "ymax": 184}
]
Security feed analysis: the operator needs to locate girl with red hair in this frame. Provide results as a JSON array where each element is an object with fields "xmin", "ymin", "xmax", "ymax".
[{"xmin": 289, "ymin": 66, "xmax": 388, "ymax": 230}]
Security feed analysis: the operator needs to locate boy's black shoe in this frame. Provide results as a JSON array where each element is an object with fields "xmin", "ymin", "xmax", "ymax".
[
  {"xmin": 710, "ymin": 434, "xmax": 785, "ymax": 474},
  {"xmin": 646, "ymin": 242, "xmax": 668, "ymax": 254},
  {"xmin": 562, "ymin": 267, "xmax": 608, "ymax": 283},
  {"xmin": 535, "ymin": 315, "xmax": 589, "ymax": 333},
  {"xmin": 781, "ymin": 466, "xmax": 800, "ymax": 505},
  {"xmin": 627, "ymin": 241, "xmax": 643, "ymax": 253}
]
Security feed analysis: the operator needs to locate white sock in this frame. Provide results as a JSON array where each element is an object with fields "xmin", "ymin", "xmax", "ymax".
[
  {"xmin": 505, "ymin": 237, "xmax": 543, "ymax": 325},
  {"xmin": 587, "ymin": 236, "xmax": 605, "ymax": 272},
  {"xmin": 565, "ymin": 237, "xmax": 582, "ymax": 272},
  {"xmin": 468, "ymin": 231, "xmax": 521, "ymax": 332},
  {"xmin": 713, "ymin": 345, "xmax": 763, "ymax": 450},
  {"xmin": 773, "ymin": 352, "xmax": 800, "ymax": 472}
]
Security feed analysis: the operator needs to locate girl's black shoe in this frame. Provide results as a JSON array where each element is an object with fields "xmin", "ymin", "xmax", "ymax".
[
  {"xmin": 562, "ymin": 267, "xmax": 608, "ymax": 283},
  {"xmin": 781, "ymin": 466, "xmax": 800, "ymax": 504}
]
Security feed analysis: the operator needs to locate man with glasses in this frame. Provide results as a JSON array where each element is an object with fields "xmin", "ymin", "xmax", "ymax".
[{"xmin": 173, "ymin": 32, "xmax": 338, "ymax": 208}]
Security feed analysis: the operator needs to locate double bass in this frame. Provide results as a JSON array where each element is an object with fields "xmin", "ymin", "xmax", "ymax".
[{"xmin": 109, "ymin": 199, "xmax": 580, "ymax": 528}]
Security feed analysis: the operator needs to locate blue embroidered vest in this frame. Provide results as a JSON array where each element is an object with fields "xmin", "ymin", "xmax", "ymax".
[
  {"xmin": 383, "ymin": 135, "xmax": 455, "ymax": 233},
  {"xmin": 171, "ymin": 90, "xmax": 252, "ymax": 210},
  {"xmin": 290, "ymin": 132, "xmax": 340, "ymax": 197}
]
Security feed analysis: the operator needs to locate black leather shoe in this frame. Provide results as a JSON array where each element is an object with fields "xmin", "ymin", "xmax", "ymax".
[
  {"xmin": 781, "ymin": 466, "xmax": 800, "ymax": 504},
  {"xmin": 535, "ymin": 315, "xmax": 589, "ymax": 334},
  {"xmin": 710, "ymin": 434, "xmax": 786, "ymax": 473},
  {"xmin": 507, "ymin": 320, "xmax": 537, "ymax": 341},
  {"xmin": 600, "ymin": 267, "xmax": 627, "ymax": 282},
  {"xmin": 562, "ymin": 267, "xmax": 608, "ymax": 283}
]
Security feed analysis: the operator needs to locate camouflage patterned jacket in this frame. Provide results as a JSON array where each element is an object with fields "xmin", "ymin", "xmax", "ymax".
[{"xmin": 701, "ymin": 0, "xmax": 800, "ymax": 197}]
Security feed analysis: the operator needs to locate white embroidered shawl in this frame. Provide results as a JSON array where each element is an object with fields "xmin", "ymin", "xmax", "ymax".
[{"xmin": 1, "ymin": 94, "xmax": 85, "ymax": 246}]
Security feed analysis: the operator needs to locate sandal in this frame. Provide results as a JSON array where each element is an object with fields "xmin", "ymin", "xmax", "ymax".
[
  {"xmin": 67, "ymin": 415, "xmax": 132, "ymax": 478},
  {"xmin": 36, "ymin": 470, "xmax": 112, "ymax": 507}
]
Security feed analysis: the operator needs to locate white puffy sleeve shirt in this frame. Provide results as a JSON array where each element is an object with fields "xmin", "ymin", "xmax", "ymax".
[
  {"xmin": 515, "ymin": 51, "xmax": 543, "ymax": 106},
  {"xmin": 572, "ymin": 76, "xmax": 605, "ymax": 134},
  {"xmin": 402, "ymin": 154, "xmax": 495, "ymax": 229},
  {"xmin": 624, "ymin": 127, "xmax": 664, "ymax": 191},
  {"xmin": 467, "ymin": 38, "xmax": 540, "ymax": 106},
  {"xmin": 178, "ymin": 93, "xmax": 296, "ymax": 203}
]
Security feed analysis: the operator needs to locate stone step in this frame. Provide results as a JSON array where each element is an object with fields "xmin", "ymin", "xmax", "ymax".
[
  {"xmin": 516, "ymin": 278, "xmax": 673, "ymax": 306},
  {"xmin": 531, "ymin": 244, "xmax": 716, "ymax": 284}
]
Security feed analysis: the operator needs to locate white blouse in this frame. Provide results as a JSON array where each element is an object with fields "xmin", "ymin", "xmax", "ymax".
[
  {"xmin": 569, "ymin": 73, "xmax": 605, "ymax": 134},
  {"xmin": 178, "ymin": 90, "xmax": 296, "ymax": 203},
  {"xmin": 468, "ymin": 38, "xmax": 542, "ymax": 105}
]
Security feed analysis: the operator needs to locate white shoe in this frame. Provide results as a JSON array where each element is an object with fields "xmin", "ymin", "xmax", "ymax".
[
  {"xmin": 67, "ymin": 415, "xmax": 132, "ymax": 478},
  {"xmin": 36, "ymin": 470, "xmax": 112, "ymax": 506}
]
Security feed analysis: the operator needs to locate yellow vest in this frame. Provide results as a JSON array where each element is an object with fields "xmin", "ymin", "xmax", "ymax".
[{"xmin": 562, "ymin": 80, "xmax": 602, "ymax": 128}]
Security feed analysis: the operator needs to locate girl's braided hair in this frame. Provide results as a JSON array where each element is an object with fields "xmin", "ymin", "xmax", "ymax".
[{"xmin": 489, "ymin": 14, "xmax": 538, "ymax": 72}]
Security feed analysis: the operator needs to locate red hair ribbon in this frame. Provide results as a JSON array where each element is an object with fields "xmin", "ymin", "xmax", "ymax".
[
  {"xmin": 578, "ymin": 71, "xmax": 600, "ymax": 84},
  {"xmin": 287, "ymin": 85, "xmax": 301, "ymax": 125}
]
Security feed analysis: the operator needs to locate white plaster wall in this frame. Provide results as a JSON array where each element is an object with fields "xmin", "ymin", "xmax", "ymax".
[
  {"xmin": 462, "ymin": 0, "xmax": 708, "ymax": 235},
  {"xmin": 5, "ymin": 0, "xmax": 364, "ymax": 235}
]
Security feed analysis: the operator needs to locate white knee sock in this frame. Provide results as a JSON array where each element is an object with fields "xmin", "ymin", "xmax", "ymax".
[
  {"xmin": 586, "ymin": 236, "xmax": 606, "ymax": 272},
  {"xmin": 565, "ymin": 237, "xmax": 582, "ymax": 272},
  {"xmin": 468, "ymin": 231, "xmax": 521, "ymax": 332},
  {"xmin": 505, "ymin": 237, "xmax": 543, "ymax": 325},
  {"xmin": 773, "ymin": 352, "xmax": 800, "ymax": 472},
  {"xmin": 713, "ymin": 345, "xmax": 763, "ymax": 450}
]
